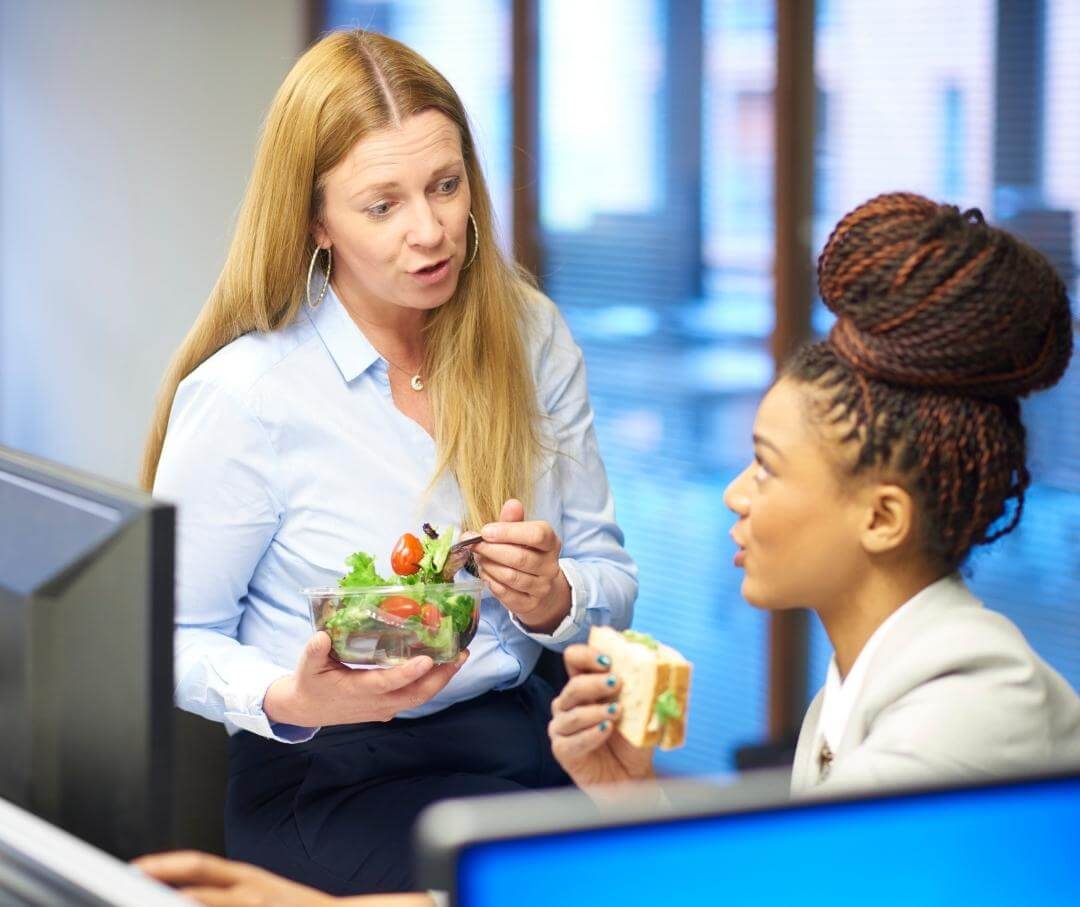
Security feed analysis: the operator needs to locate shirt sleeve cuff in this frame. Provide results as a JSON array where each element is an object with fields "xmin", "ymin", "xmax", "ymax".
[
  {"xmin": 222, "ymin": 661, "xmax": 320, "ymax": 744},
  {"xmin": 509, "ymin": 557, "xmax": 589, "ymax": 646}
]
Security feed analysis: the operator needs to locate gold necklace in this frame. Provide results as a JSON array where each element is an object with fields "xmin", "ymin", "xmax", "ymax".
[
  {"xmin": 380, "ymin": 352, "xmax": 425, "ymax": 391},
  {"xmin": 335, "ymin": 289, "xmax": 425, "ymax": 390}
]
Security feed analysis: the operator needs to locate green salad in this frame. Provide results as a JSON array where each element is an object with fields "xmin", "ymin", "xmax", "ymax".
[{"xmin": 319, "ymin": 525, "xmax": 479, "ymax": 664}]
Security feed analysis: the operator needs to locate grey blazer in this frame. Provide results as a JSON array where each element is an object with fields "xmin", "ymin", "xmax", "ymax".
[{"xmin": 792, "ymin": 575, "xmax": 1080, "ymax": 796}]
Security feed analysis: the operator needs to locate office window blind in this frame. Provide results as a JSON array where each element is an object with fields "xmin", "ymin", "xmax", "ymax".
[{"xmin": 539, "ymin": 0, "xmax": 776, "ymax": 775}]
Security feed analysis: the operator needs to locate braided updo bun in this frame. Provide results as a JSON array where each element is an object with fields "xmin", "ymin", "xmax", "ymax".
[
  {"xmin": 820, "ymin": 191, "xmax": 1072, "ymax": 397},
  {"xmin": 788, "ymin": 192, "xmax": 1074, "ymax": 571}
]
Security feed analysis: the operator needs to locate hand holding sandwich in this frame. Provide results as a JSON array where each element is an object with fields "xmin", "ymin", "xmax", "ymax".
[
  {"xmin": 549, "ymin": 628, "xmax": 692, "ymax": 798},
  {"xmin": 548, "ymin": 644, "xmax": 658, "ymax": 793}
]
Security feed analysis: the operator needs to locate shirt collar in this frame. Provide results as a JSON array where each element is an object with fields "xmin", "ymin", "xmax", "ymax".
[
  {"xmin": 819, "ymin": 572, "xmax": 965, "ymax": 752},
  {"xmin": 305, "ymin": 282, "xmax": 381, "ymax": 383}
]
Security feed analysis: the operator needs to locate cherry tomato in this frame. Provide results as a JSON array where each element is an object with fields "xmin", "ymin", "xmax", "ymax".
[
  {"xmin": 379, "ymin": 596, "xmax": 421, "ymax": 621},
  {"xmin": 420, "ymin": 603, "xmax": 441, "ymax": 629},
  {"xmin": 390, "ymin": 533, "xmax": 424, "ymax": 576}
]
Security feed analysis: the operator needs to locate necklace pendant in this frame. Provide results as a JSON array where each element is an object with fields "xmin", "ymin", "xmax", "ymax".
[{"xmin": 410, "ymin": 374, "xmax": 425, "ymax": 392}]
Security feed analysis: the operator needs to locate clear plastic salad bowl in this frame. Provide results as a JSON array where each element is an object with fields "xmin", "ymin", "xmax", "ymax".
[{"xmin": 304, "ymin": 579, "xmax": 483, "ymax": 666}]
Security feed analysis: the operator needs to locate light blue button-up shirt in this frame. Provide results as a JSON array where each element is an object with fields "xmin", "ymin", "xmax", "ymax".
[{"xmin": 154, "ymin": 287, "xmax": 637, "ymax": 742}]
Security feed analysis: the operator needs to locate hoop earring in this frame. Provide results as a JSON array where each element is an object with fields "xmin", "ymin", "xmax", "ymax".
[
  {"xmin": 463, "ymin": 211, "xmax": 479, "ymax": 270},
  {"xmin": 306, "ymin": 246, "xmax": 332, "ymax": 309}
]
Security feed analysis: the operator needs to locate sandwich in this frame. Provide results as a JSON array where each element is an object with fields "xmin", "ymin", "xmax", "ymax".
[{"xmin": 588, "ymin": 626, "xmax": 692, "ymax": 751}]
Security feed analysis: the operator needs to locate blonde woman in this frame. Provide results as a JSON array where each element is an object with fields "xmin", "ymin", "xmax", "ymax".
[{"xmin": 144, "ymin": 30, "xmax": 636, "ymax": 896}]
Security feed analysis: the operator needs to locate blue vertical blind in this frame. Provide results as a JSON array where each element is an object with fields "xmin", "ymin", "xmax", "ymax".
[{"xmin": 540, "ymin": 0, "xmax": 773, "ymax": 775}]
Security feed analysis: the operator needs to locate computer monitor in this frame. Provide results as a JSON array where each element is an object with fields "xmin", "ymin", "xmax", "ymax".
[
  {"xmin": 416, "ymin": 767, "xmax": 1080, "ymax": 905},
  {"xmin": 0, "ymin": 795, "xmax": 184, "ymax": 906},
  {"xmin": 0, "ymin": 445, "xmax": 175, "ymax": 860}
]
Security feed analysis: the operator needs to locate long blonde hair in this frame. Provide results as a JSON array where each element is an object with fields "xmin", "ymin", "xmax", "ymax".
[{"xmin": 140, "ymin": 30, "xmax": 541, "ymax": 529}]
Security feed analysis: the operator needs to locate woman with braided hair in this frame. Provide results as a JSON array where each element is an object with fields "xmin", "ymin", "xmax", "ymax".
[{"xmin": 549, "ymin": 191, "xmax": 1080, "ymax": 796}]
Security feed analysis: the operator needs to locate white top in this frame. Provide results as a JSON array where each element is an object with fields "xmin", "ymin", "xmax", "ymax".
[{"xmin": 818, "ymin": 581, "xmax": 941, "ymax": 755}]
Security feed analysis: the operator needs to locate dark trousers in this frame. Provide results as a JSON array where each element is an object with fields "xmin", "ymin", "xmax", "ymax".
[{"xmin": 225, "ymin": 674, "xmax": 570, "ymax": 895}]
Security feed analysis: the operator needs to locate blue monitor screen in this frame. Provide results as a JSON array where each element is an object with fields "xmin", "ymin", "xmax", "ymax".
[{"xmin": 457, "ymin": 776, "xmax": 1080, "ymax": 906}]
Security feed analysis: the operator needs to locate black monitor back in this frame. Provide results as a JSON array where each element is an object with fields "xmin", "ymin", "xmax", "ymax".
[{"xmin": 0, "ymin": 446, "xmax": 175, "ymax": 859}]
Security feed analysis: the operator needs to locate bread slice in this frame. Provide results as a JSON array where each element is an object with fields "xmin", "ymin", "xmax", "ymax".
[{"xmin": 588, "ymin": 627, "xmax": 692, "ymax": 751}]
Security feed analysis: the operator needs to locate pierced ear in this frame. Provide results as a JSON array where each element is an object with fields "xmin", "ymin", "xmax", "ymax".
[
  {"xmin": 311, "ymin": 221, "xmax": 329, "ymax": 251},
  {"xmin": 861, "ymin": 483, "xmax": 915, "ymax": 555}
]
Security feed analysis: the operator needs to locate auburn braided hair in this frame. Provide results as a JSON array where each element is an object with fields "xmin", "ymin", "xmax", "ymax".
[{"xmin": 787, "ymin": 192, "xmax": 1074, "ymax": 571}]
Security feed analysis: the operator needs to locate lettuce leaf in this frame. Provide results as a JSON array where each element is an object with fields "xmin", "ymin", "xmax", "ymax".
[
  {"xmin": 653, "ymin": 688, "xmax": 683, "ymax": 724},
  {"xmin": 418, "ymin": 613, "xmax": 456, "ymax": 652},
  {"xmin": 434, "ymin": 591, "xmax": 477, "ymax": 634},
  {"xmin": 418, "ymin": 526, "xmax": 455, "ymax": 581},
  {"xmin": 624, "ymin": 630, "xmax": 659, "ymax": 651},
  {"xmin": 339, "ymin": 551, "xmax": 387, "ymax": 588}
]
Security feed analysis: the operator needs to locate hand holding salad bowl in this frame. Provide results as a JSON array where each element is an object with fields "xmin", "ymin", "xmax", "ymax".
[
  {"xmin": 262, "ymin": 525, "xmax": 477, "ymax": 729},
  {"xmin": 265, "ymin": 498, "xmax": 577, "ymax": 730}
]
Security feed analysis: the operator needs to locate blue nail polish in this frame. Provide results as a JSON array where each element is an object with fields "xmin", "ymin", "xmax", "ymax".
[
  {"xmin": 597, "ymin": 654, "xmax": 612, "ymax": 668},
  {"xmin": 607, "ymin": 703, "xmax": 617, "ymax": 715},
  {"xmin": 606, "ymin": 675, "xmax": 617, "ymax": 688},
  {"xmin": 599, "ymin": 722, "xmax": 608, "ymax": 732}
]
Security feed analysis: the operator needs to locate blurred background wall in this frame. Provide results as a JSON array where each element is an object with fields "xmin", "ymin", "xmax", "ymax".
[
  {"xmin": 0, "ymin": 0, "xmax": 304, "ymax": 482},
  {"xmin": 2, "ymin": 0, "xmax": 1077, "ymax": 779}
]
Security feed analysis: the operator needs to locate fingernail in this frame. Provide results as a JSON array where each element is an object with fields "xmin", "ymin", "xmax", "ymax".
[
  {"xmin": 599, "ymin": 722, "xmax": 608, "ymax": 732},
  {"xmin": 481, "ymin": 524, "xmax": 496, "ymax": 538},
  {"xmin": 607, "ymin": 703, "xmax": 617, "ymax": 715},
  {"xmin": 597, "ymin": 654, "xmax": 611, "ymax": 668},
  {"xmin": 606, "ymin": 675, "xmax": 617, "ymax": 688}
]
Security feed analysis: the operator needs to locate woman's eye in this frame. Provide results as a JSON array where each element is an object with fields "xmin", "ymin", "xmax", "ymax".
[
  {"xmin": 367, "ymin": 201, "xmax": 392, "ymax": 218},
  {"xmin": 752, "ymin": 461, "xmax": 770, "ymax": 484},
  {"xmin": 436, "ymin": 176, "xmax": 460, "ymax": 195}
]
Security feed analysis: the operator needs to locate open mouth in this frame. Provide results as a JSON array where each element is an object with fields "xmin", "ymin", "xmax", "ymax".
[{"xmin": 413, "ymin": 258, "xmax": 449, "ymax": 275}]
